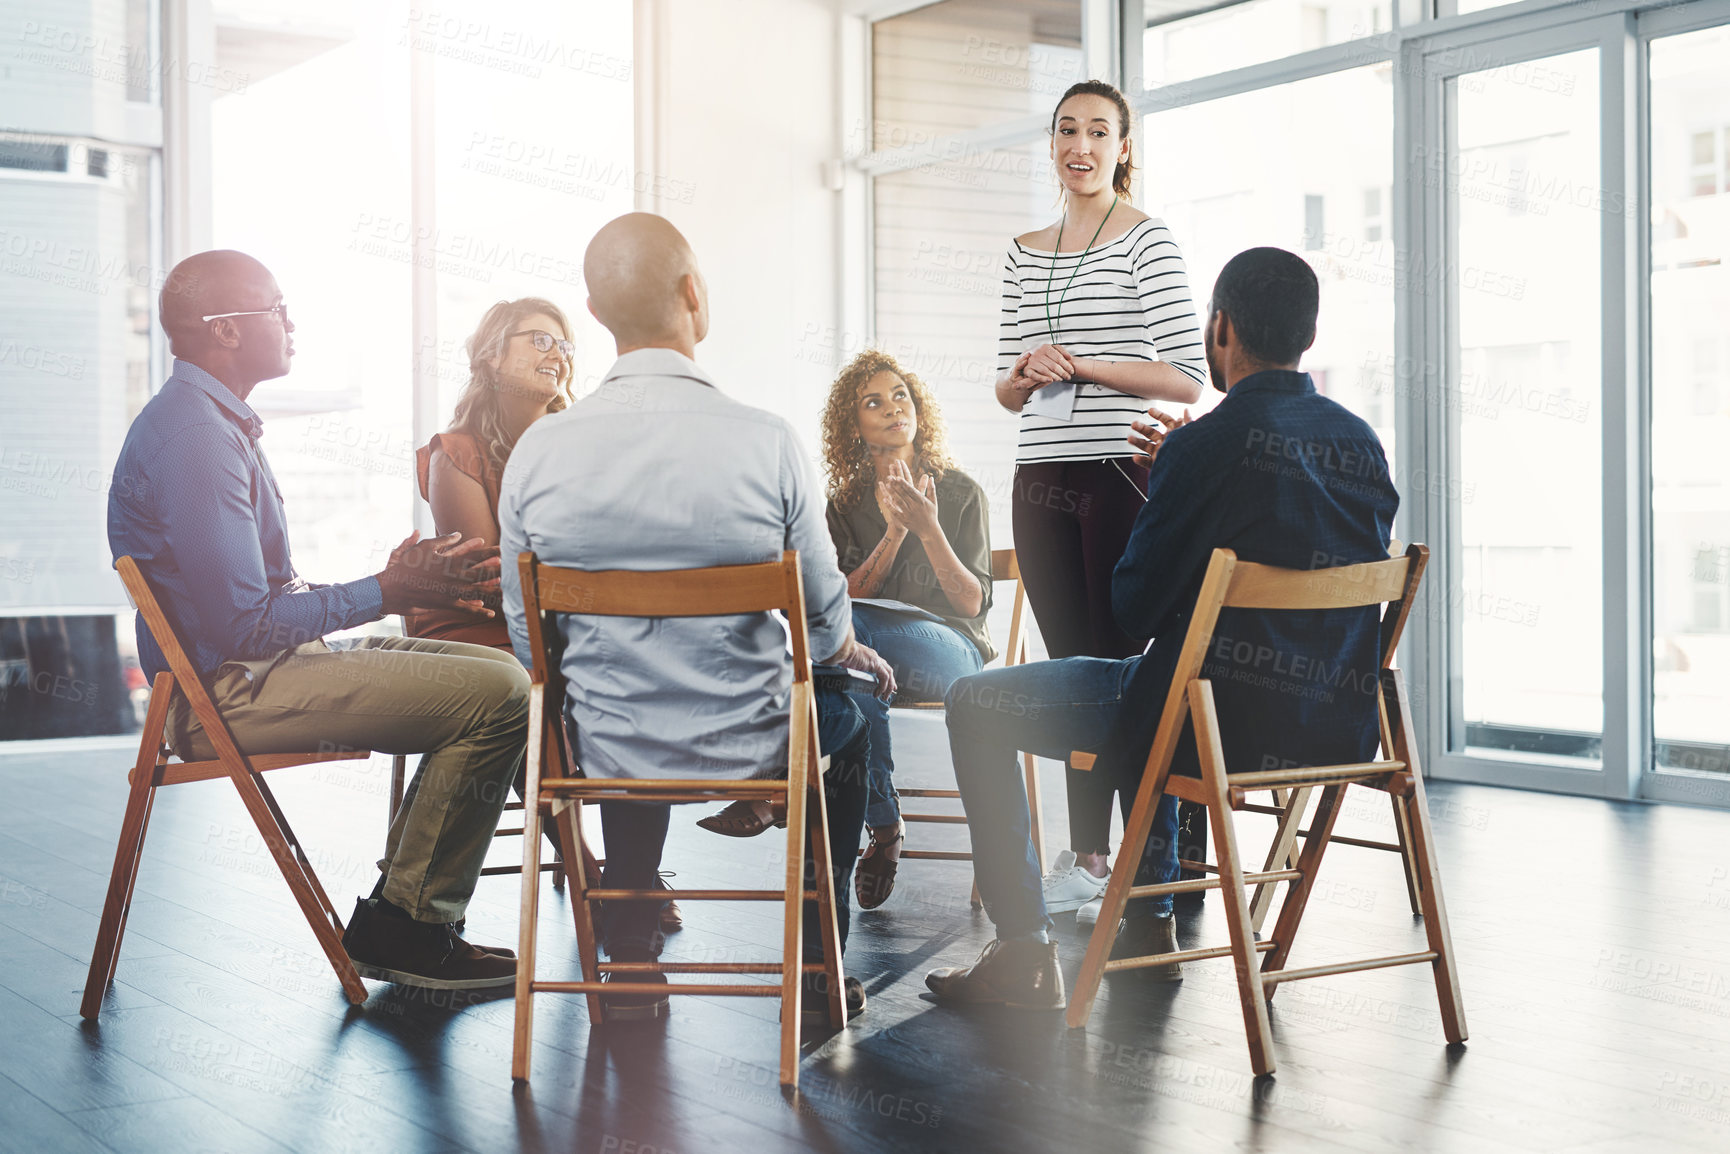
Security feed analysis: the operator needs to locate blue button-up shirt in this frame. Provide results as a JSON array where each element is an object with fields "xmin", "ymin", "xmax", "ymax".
[
  {"xmin": 499, "ymin": 348, "xmax": 851, "ymax": 781},
  {"xmin": 108, "ymin": 359, "xmax": 383, "ymax": 679}
]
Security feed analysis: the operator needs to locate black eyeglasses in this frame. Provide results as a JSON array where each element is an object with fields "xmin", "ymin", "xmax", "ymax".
[
  {"xmin": 509, "ymin": 329, "xmax": 574, "ymax": 360},
  {"xmin": 202, "ymin": 303, "xmax": 290, "ymax": 325}
]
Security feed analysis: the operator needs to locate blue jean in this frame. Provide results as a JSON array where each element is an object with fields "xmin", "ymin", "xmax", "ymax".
[
  {"xmin": 599, "ymin": 685, "xmax": 869, "ymax": 959},
  {"xmin": 943, "ymin": 656, "xmax": 1181, "ymax": 938},
  {"xmin": 850, "ymin": 603, "xmax": 985, "ymax": 828}
]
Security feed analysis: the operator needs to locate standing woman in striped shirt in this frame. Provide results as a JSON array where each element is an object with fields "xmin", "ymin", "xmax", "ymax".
[{"xmin": 999, "ymin": 79, "xmax": 1207, "ymax": 922}]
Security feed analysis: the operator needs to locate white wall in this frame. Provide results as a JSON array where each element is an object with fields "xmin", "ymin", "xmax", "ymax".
[{"xmin": 635, "ymin": 0, "xmax": 842, "ymax": 445}]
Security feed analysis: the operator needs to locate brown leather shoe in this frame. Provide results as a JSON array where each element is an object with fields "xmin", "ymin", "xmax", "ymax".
[
  {"xmin": 450, "ymin": 917, "xmax": 515, "ymax": 960},
  {"xmin": 343, "ymin": 898, "xmax": 516, "ymax": 990},
  {"xmin": 695, "ymin": 799, "xmax": 786, "ymax": 838},
  {"xmin": 1109, "ymin": 914, "xmax": 1183, "ymax": 982},
  {"xmin": 855, "ymin": 825, "xmax": 904, "ymax": 910},
  {"xmin": 656, "ymin": 872, "xmax": 683, "ymax": 933},
  {"xmin": 925, "ymin": 938, "xmax": 1066, "ymax": 1010}
]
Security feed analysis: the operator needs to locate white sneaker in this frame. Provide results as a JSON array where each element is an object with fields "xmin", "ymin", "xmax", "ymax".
[
  {"xmin": 1041, "ymin": 850, "xmax": 1108, "ymax": 914},
  {"xmin": 1076, "ymin": 896, "xmax": 1104, "ymax": 929}
]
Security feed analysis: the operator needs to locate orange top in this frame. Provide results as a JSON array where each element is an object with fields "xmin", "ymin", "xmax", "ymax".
[{"xmin": 404, "ymin": 431, "xmax": 514, "ymax": 651}]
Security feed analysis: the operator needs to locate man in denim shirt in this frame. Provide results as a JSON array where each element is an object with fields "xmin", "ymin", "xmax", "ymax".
[
  {"xmin": 928, "ymin": 248, "xmax": 1399, "ymax": 1009},
  {"xmin": 109, "ymin": 250, "xmax": 528, "ymax": 992}
]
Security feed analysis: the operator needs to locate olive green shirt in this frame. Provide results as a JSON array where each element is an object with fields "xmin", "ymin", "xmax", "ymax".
[{"xmin": 825, "ymin": 469, "xmax": 996, "ymax": 663}]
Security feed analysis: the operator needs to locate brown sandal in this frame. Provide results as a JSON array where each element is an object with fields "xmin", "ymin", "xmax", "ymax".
[
  {"xmin": 695, "ymin": 799, "xmax": 787, "ymax": 838},
  {"xmin": 855, "ymin": 826, "xmax": 904, "ymax": 910}
]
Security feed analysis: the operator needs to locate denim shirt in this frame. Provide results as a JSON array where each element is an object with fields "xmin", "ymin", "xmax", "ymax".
[
  {"xmin": 1102, "ymin": 370, "xmax": 1400, "ymax": 781},
  {"xmin": 108, "ymin": 359, "xmax": 383, "ymax": 680}
]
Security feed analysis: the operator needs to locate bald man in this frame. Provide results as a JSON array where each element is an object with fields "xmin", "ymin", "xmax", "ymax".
[
  {"xmin": 106, "ymin": 249, "xmax": 528, "ymax": 994},
  {"xmin": 499, "ymin": 213, "xmax": 891, "ymax": 1023}
]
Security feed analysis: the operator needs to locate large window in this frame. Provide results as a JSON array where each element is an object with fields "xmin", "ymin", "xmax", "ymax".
[
  {"xmin": 0, "ymin": 0, "xmax": 163, "ymax": 740},
  {"xmin": 1448, "ymin": 48, "xmax": 1604, "ymax": 762},
  {"xmin": 1650, "ymin": 24, "xmax": 1730, "ymax": 781},
  {"xmin": 864, "ymin": 0, "xmax": 1730, "ymax": 806},
  {"xmin": 1141, "ymin": 65, "xmax": 1395, "ymax": 460},
  {"xmin": 211, "ymin": 0, "xmax": 633, "ymax": 589},
  {"xmin": 1141, "ymin": 0, "xmax": 1392, "ymax": 90},
  {"xmin": 870, "ymin": 0, "xmax": 1083, "ymax": 539}
]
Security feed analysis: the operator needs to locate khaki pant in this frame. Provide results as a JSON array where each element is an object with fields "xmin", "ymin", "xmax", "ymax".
[{"xmin": 168, "ymin": 636, "xmax": 530, "ymax": 923}]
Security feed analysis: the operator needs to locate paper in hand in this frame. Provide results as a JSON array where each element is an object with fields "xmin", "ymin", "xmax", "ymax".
[{"xmin": 1023, "ymin": 380, "xmax": 1077, "ymax": 421}]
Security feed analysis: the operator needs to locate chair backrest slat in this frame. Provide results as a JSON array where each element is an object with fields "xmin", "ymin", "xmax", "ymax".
[
  {"xmin": 1223, "ymin": 556, "xmax": 1412, "ymax": 611},
  {"xmin": 530, "ymin": 556, "xmax": 797, "ymax": 618},
  {"xmin": 989, "ymin": 548, "xmax": 1018, "ymax": 583},
  {"xmin": 518, "ymin": 551, "xmax": 813, "ymax": 688}
]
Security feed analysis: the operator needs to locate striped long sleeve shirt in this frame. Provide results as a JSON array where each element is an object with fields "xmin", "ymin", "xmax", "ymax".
[{"xmin": 999, "ymin": 217, "xmax": 1208, "ymax": 464}]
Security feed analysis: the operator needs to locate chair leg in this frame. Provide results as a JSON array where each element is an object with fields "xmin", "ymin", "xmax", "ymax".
[
  {"xmin": 779, "ymin": 780, "xmax": 809, "ymax": 1089},
  {"xmin": 81, "ymin": 748, "xmax": 162, "ymax": 1020},
  {"xmin": 512, "ymin": 752, "xmax": 546, "ymax": 1082},
  {"xmin": 227, "ymin": 768, "xmax": 369, "ymax": 1004},
  {"xmin": 1190, "ymin": 681, "xmax": 1276, "ymax": 1076},
  {"xmin": 557, "ymin": 799, "xmax": 604, "ymax": 1024},
  {"xmin": 1260, "ymin": 783, "xmax": 1347, "ymax": 995},
  {"xmin": 1386, "ymin": 668, "xmax": 1467, "ymax": 1043},
  {"xmin": 253, "ymin": 774, "xmax": 342, "ymax": 931},
  {"xmin": 1065, "ymin": 772, "xmax": 1170, "ymax": 1029},
  {"xmin": 1390, "ymin": 790, "xmax": 1424, "ymax": 915},
  {"xmin": 1402, "ymin": 774, "xmax": 1468, "ymax": 1044},
  {"xmin": 1022, "ymin": 750, "xmax": 1046, "ymax": 874},
  {"xmin": 1250, "ymin": 786, "xmax": 1311, "ymax": 933},
  {"xmin": 389, "ymin": 753, "xmax": 405, "ymax": 824},
  {"xmin": 806, "ymin": 773, "xmax": 846, "ymax": 1029}
]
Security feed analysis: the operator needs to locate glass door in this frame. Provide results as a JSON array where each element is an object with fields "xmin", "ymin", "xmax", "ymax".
[
  {"xmin": 1648, "ymin": 22, "xmax": 1730, "ymax": 798},
  {"xmin": 1444, "ymin": 46, "xmax": 1607, "ymax": 776}
]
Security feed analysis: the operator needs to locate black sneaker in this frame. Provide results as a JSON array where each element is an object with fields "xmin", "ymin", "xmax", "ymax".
[
  {"xmin": 796, "ymin": 971, "xmax": 866, "ymax": 1026},
  {"xmin": 925, "ymin": 938, "xmax": 1066, "ymax": 1010},
  {"xmin": 1109, "ymin": 914, "xmax": 1183, "ymax": 982},
  {"xmin": 342, "ymin": 898, "xmax": 516, "ymax": 990},
  {"xmin": 601, "ymin": 947, "xmax": 670, "ymax": 1021}
]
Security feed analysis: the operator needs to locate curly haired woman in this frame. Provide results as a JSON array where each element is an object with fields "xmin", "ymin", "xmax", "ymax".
[{"xmin": 821, "ymin": 350, "xmax": 995, "ymax": 910}]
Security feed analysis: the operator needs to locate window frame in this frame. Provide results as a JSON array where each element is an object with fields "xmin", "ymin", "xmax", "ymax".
[{"xmin": 851, "ymin": 0, "xmax": 1730, "ymax": 808}]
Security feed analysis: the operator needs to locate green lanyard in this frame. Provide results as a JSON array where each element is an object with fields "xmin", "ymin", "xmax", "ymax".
[{"xmin": 1044, "ymin": 194, "xmax": 1118, "ymax": 344}]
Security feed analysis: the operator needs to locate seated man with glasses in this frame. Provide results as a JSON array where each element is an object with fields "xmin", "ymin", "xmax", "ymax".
[{"xmin": 109, "ymin": 249, "xmax": 530, "ymax": 991}]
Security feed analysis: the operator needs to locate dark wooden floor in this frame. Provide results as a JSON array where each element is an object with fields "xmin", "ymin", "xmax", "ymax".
[{"xmin": 3, "ymin": 714, "xmax": 1729, "ymax": 1154}]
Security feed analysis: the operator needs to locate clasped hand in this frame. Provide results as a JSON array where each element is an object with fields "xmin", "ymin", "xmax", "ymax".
[
  {"xmin": 376, "ymin": 531, "xmax": 502, "ymax": 617},
  {"xmin": 1009, "ymin": 343, "xmax": 1077, "ymax": 396},
  {"xmin": 875, "ymin": 458, "xmax": 940, "ymax": 538}
]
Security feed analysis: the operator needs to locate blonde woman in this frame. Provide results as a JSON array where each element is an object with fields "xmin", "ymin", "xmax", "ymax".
[
  {"xmin": 821, "ymin": 350, "xmax": 994, "ymax": 909},
  {"xmin": 408, "ymin": 298, "xmax": 576, "ymax": 649}
]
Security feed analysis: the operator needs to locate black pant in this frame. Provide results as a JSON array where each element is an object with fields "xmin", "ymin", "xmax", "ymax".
[
  {"xmin": 597, "ymin": 685, "xmax": 870, "ymax": 958},
  {"xmin": 1012, "ymin": 458, "xmax": 1149, "ymax": 856}
]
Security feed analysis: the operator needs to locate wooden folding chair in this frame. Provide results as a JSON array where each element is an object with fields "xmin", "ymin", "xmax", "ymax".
[
  {"xmin": 1064, "ymin": 544, "xmax": 1467, "ymax": 1077},
  {"xmin": 81, "ymin": 556, "xmax": 371, "ymax": 1020},
  {"xmin": 511, "ymin": 550, "xmax": 847, "ymax": 1088},
  {"xmin": 894, "ymin": 548, "xmax": 1047, "ymax": 899}
]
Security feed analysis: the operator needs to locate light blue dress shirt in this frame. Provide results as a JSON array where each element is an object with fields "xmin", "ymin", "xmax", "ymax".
[{"xmin": 499, "ymin": 348, "xmax": 851, "ymax": 781}]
